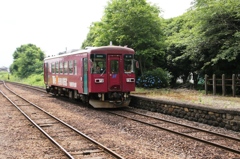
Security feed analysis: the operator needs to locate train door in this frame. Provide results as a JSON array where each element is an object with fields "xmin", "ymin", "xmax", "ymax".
[
  {"xmin": 108, "ymin": 55, "xmax": 121, "ymax": 91},
  {"xmin": 44, "ymin": 62, "xmax": 48, "ymax": 84},
  {"xmin": 83, "ymin": 58, "xmax": 88, "ymax": 94}
]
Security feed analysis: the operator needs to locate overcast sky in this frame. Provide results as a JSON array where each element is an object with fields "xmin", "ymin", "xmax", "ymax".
[{"xmin": 0, "ymin": 0, "xmax": 193, "ymax": 67}]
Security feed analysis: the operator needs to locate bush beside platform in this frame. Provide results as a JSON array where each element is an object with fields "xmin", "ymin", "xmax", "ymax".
[{"xmin": 130, "ymin": 95, "xmax": 240, "ymax": 132}]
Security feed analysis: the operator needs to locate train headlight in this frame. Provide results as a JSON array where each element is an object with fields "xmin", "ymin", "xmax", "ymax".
[
  {"xmin": 95, "ymin": 78, "xmax": 104, "ymax": 83},
  {"xmin": 126, "ymin": 78, "xmax": 135, "ymax": 82}
]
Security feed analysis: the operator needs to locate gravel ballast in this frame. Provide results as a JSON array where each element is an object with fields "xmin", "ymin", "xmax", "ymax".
[{"xmin": 1, "ymin": 84, "xmax": 240, "ymax": 158}]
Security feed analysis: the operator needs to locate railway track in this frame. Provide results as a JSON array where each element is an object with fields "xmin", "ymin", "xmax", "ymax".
[
  {"xmin": 0, "ymin": 81, "xmax": 124, "ymax": 159},
  {"xmin": 4, "ymin": 81, "xmax": 240, "ymax": 157},
  {"xmin": 4, "ymin": 81, "xmax": 46, "ymax": 93},
  {"xmin": 107, "ymin": 108, "xmax": 240, "ymax": 155}
]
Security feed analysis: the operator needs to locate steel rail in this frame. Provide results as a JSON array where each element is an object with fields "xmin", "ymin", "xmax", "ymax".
[
  {"xmin": 4, "ymin": 80, "xmax": 240, "ymax": 154},
  {"xmin": 4, "ymin": 81, "xmax": 46, "ymax": 92},
  {"xmin": 2, "ymin": 81, "xmax": 124, "ymax": 159},
  {"xmin": 0, "ymin": 90, "xmax": 74, "ymax": 159},
  {"xmin": 125, "ymin": 109, "xmax": 240, "ymax": 142},
  {"xmin": 107, "ymin": 110, "xmax": 240, "ymax": 155}
]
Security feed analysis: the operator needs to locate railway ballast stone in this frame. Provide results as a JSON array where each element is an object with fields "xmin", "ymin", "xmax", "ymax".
[{"xmin": 130, "ymin": 95, "xmax": 240, "ymax": 132}]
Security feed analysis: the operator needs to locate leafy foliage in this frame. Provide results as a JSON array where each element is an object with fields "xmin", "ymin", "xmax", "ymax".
[
  {"xmin": 0, "ymin": 72, "xmax": 45, "ymax": 87},
  {"xmin": 10, "ymin": 44, "xmax": 45, "ymax": 78},
  {"xmin": 163, "ymin": 11, "xmax": 198, "ymax": 84},
  {"xmin": 81, "ymin": 22, "xmax": 103, "ymax": 48},
  {"xmin": 190, "ymin": 0, "xmax": 240, "ymax": 75},
  {"xmin": 22, "ymin": 73, "xmax": 44, "ymax": 87},
  {"xmin": 136, "ymin": 68, "xmax": 171, "ymax": 88},
  {"xmin": 0, "ymin": 72, "xmax": 10, "ymax": 81},
  {"xmin": 82, "ymin": 0, "xmax": 166, "ymax": 74},
  {"xmin": 163, "ymin": 0, "xmax": 240, "ymax": 86}
]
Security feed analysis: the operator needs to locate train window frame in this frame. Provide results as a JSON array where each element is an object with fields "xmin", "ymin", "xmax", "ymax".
[
  {"xmin": 90, "ymin": 54, "xmax": 106, "ymax": 74},
  {"xmin": 59, "ymin": 62, "xmax": 63, "ymax": 74},
  {"xmin": 64, "ymin": 61, "xmax": 68, "ymax": 74},
  {"xmin": 69, "ymin": 60, "xmax": 73, "ymax": 74},
  {"xmin": 124, "ymin": 54, "xmax": 135, "ymax": 73},
  {"xmin": 51, "ymin": 63, "xmax": 55, "ymax": 74},
  {"xmin": 55, "ymin": 62, "xmax": 59, "ymax": 74},
  {"xmin": 74, "ymin": 60, "xmax": 77, "ymax": 75}
]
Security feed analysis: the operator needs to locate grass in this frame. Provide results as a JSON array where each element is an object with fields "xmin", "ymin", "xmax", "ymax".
[
  {"xmin": 0, "ymin": 72, "xmax": 10, "ymax": 81},
  {"xmin": 0, "ymin": 72, "xmax": 45, "ymax": 88},
  {"xmin": 134, "ymin": 87, "xmax": 202, "ymax": 99},
  {"xmin": 134, "ymin": 87, "xmax": 240, "ymax": 108}
]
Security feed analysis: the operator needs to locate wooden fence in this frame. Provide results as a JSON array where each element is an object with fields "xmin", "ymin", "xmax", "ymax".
[{"xmin": 205, "ymin": 74, "xmax": 240, "ymax": 97}]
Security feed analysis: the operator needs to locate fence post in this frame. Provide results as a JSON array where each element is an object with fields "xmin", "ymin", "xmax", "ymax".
[
  {"xmin": 232, "ymin": 74, "xmax": 236, "ymax": 97},
  {"xmin": 222, "ymin": 74, "xmax": 225, "ymax": 96},
  {"xmin": 213, "ymin": 74, "xmax": 216, "ymax": 95},
  {"xmin": 205, "ymin": 74, "xmax": 208, "ymax": 95}
]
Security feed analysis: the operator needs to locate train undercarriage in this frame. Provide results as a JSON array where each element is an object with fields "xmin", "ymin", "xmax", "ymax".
[{"xmin": 46, "ymin": 85, "xmax": 131, "ymax": 108}]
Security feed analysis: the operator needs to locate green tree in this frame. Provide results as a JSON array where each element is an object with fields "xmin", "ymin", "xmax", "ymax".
[
  {"xmin": 10, "ymin": 44, "xmax": 45, "ymax": 78},
  {"xmin": 163, "ymin": 11, "xmax": 198, "ymax": 85},
  {"xmin": 81, "ymin": 22, "xmax": 103, "ymax": 48},
  {"xmin": 82, "ymin": 0, "xmax": 166, "ymax": 74},
  {"xmin": 190, "ymin": 0, "xmax": 240, "ymax": 76},
  {"xmin": 164, "ymin": 0, "xmax": 240, "ymax": 86}
]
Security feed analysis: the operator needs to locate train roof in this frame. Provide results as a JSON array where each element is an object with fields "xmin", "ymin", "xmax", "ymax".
[{"xmin": 44, "ymin": 46, "xmax": 134, "ymax": 60}]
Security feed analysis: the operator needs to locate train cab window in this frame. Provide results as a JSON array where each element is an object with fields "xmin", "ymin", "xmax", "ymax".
[
  {"xmin": 74, "ymin": 60, "xmax": 77, "ymax": 75},
  {"xmin": 111, "ymin": 60, "xmax": 119, "ymax": 74},
  {"xmin": 90, "ymin": 54, "xmax": 106, "ymax": 74},
  {"xmin": 124, "ymin": 54, "xmax": 135, "ymax": 73},
  {"xmin": 55, "ymin": 62, "xmax": 59, "ymax": 74},
  {"xmin": 51, "ymin": 63, "xmax": 55, "ymax": 73},
  {"xmin": 60, "ymin": 62, "xmax": 63, "ymax": 74},
  {"xmin": 64, "ymin": 61, "xmax": 68, "ymax": 74},
  {"xmin": 69, "ymin": 61, "xmax": 73, "ymax": 74}
]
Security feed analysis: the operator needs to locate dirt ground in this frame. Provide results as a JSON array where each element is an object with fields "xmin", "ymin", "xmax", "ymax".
[{"xmin": 134, "ymin": 88, "xmax": 240, "ymax": 110}]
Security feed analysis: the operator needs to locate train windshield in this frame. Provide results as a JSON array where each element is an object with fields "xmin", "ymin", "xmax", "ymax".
[
  {"xmin": 124, "ymin": 54, "xmax": 135, "ymax": 73},
  {"xmin": 90, "ymin": 54, "xmax": 106, "ymax": 74}
]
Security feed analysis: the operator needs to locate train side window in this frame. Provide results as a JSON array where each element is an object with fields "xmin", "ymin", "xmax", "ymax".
[
  {"xmin": 60, "ymin": 62, "xmax": 63, "ymax": 74},
  {"xmin": 56, "ymin": 62, "xmax": 59, "ymax": 74},
  {"xmin": 69, "ymin": 61, "xmax": 73, "ymax": 74},
  {"xmin": 51, "ymin": 63, "xmax": 55, "ymax": 74},
  {"xmin": 64, "ymin": 61, "xmax": 68, "ymax": 74},
  {"xmin": 124, "ymin": 54, "xmax": 135, "ymax": 73},
  {"xmin": 74, "ymin": 60, "xmax": 77, "ymax": 75}
]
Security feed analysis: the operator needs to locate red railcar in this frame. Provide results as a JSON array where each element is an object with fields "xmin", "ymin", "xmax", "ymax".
[{"xmin": 43, "ymin": 46, "xmax": 137, "ymax": 108}]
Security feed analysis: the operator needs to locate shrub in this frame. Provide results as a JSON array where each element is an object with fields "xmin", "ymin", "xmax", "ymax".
[
  {"xmin": 136, "ymin": 68, "xmax": 171, "ymax": 88},
  {"xmin": 0, "ymin": 72, "xmax": 9, "ymax": 80},
  {"xmin": 24, "ymin": 74, "xmax": 44, "ymax": 87}
]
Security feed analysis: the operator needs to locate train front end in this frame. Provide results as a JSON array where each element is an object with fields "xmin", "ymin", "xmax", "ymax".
[{"xmin": 88, "ymin": 46, "xmax": 137, "ymax": 108}]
